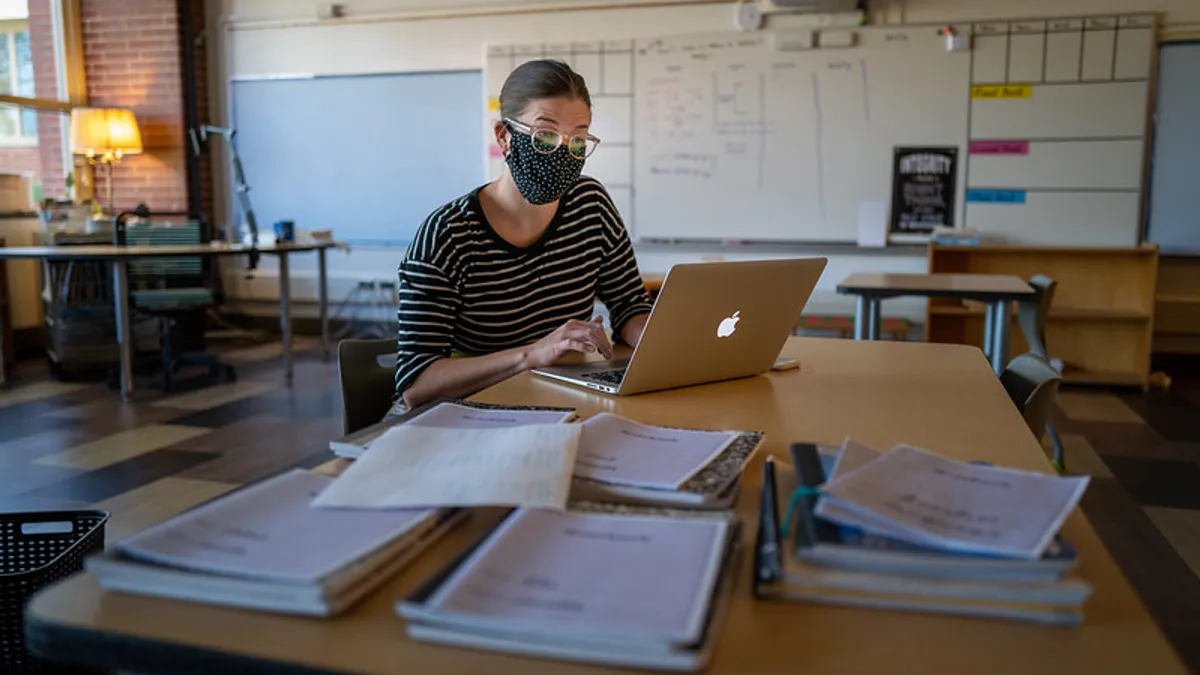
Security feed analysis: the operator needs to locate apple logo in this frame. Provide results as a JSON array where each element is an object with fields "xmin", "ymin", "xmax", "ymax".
[{"xmin": 717, "ymin": 311, "xmax": 741, "ymax": 338}]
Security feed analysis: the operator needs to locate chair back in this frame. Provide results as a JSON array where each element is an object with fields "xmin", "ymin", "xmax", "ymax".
[
  {"xmin": 1017, "ymin": 274, "xmax": 1057, "ymax": 360},
  {"xmin": 1000, "ymin": 353, "xmax": 1062, "ymax": 438},
  {"xmin": 337, "ymin": 339, "xmax": 397, "ymax": 435}
]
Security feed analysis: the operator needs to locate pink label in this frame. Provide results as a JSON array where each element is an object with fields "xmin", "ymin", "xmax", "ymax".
[
  {"xmin": 970, "ymin": 140, "xmax": 1030, "ymax": 155},
  {"xmin": 488, "ymin": 145, "xmax": 504, "ymax": 158}
]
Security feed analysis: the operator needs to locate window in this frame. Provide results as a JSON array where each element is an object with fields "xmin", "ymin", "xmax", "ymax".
[{"xmin": 0, "ymin": 26, "xmax": 36, "ymax": 142}]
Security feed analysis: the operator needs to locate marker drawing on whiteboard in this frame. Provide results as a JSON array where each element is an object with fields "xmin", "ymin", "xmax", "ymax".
[
  {"xmin": 812, "ymin": 72, "xmax": 826, "ymax": 221},
  {"xmin": 860, "ymin": 59, "xmax": 870, "ymax": 122}
]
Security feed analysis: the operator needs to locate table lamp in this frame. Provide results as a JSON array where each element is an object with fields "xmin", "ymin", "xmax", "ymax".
[{"xmin": 70, "ymin": 107, "xmax": 143, "ymax": 215}]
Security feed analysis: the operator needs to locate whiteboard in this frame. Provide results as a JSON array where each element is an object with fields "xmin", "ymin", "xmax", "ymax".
[
  {"xmin": 483, "ymin": 15, "xmax": 1156, "ymax": 246},
  {"xmin": 1147, "ymin": 42, "xmax": 1200, "ymax": 255},
  {"xmin": 632, "ymin": 27, "xmax": 970, "ymax": 242},
  {"xmin": 232, "ymin": 72, "xmax": 484, "ymax": 247}
]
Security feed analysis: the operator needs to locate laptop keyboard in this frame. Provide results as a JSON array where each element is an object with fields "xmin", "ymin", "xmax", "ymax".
[{"xmin": 579, "ymin": 368, "xmax": 627, "ymax": 386}]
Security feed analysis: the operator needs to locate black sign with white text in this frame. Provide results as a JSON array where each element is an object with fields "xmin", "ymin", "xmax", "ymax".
[{"xmin": 890, "ymin": 146, "xmax": 958, "ymax": 234}]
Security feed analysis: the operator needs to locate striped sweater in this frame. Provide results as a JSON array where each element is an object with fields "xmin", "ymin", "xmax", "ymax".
[{"xmin": 394, "ymin": 177, "xmax": 652, "ymax": 398}]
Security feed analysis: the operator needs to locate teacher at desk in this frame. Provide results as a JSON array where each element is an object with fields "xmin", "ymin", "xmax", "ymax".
[{"xmin": 395, "ymin": 59, "xmax": 653, "ymax": 409}]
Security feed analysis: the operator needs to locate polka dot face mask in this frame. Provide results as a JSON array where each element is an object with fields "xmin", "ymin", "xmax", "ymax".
[{"xmin": 504, "ymin": 121, "xmax": 586, "ymax": 205}]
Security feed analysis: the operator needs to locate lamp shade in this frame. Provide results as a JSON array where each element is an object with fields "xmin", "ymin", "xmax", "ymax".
[{"xmin": 70, "ymin": 107, "xmax": 143, "ymax": 160}]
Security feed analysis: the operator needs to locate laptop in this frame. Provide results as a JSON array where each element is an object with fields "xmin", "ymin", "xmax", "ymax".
[{"xmin": 533, "ymin": 258, "xmax": 827, "ymax": 396}]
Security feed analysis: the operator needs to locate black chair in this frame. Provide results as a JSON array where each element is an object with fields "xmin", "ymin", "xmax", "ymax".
[
  {"xmin": 337, "ymin": 338, "xmax": 397, "ymax": 435},
  {"xmin": 1016, "ymin": 274, "xmax": 1067, "ymax": 472},
  {"xmin": 124, "ymin": 214, "xmax": 235, "ymax": 390},
  {"xmin": 1000, "ymin": 353, "xmax": 1063, "ymax": 451}
]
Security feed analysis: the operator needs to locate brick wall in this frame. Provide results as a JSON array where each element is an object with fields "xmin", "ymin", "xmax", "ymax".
[
  {"xmin": 28, "ymin": 0, "xmax": 65, "ymax": 198},
  {"xmin": 81, "ymin": 0, "xmax": 188, "ymax": 214},
  {"xmin": 0, "ymin": 147, "xmax": 40, "ymax": 176}
]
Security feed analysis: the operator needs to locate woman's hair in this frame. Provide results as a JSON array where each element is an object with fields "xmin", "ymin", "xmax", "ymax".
[{"xmin": 499, "ymin": 59, "xmax": 592, "ymax": 119}]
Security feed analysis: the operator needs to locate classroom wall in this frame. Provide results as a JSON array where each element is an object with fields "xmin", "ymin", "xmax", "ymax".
[
  {"xmin": 82, "ymin": 0, "xmax": 191, "ymax": 213},
  {"xmin": 212, "ymin": 0, "xmax": 1196, "ymax": 323}
]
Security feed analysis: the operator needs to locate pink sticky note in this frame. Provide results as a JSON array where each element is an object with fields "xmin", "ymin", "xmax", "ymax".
[{"xmin": 970, "ymin": 140, "xmax": 1030, "ymax": 155}]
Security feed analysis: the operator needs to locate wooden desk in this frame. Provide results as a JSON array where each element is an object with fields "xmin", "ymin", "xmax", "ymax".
[
  {"xmin": 0, "ymin": 241, "xmax": 344, "ymax": 398},
  {"xmin": 25, "ymin": 338, "xmax": 1184, "ymax": 675},
  {"xmin": 837, "ymin": 273, "xmax": 1035, "ymax": 373}
]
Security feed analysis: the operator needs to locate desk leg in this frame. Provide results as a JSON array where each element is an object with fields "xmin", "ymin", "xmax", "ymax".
[
  {"xmin": 318, "ymin": 247, "xmax": 329, "ymax": 362},
  {"xmin": 112, "ymin": 260, "xmax": 134, "ymax": 400},
  {"xmin": 866, "ymin": 299, "xmax": 882, "ymax": 341},
  {"xmin": 853, "ymin": 296, "xmax": 869, "ymax": 340},
  {"xmin": 279, "ymin": 254, "xmax": 293, "ymax": 385},
  {"xmin": 982, "ymin": 300, "xmax": 996, "ymax": 363},
  {"xmin": 990, "ymin": 300, "xmax": 1011, "ymax": 375}
]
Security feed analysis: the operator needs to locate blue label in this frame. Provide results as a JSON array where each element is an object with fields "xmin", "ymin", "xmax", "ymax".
[{"xmin": 966, "ymin": 189, "xmax": 1026, "ymax": 204}]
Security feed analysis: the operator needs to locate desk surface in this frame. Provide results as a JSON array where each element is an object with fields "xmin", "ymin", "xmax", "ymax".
[
  {"xmin": 25, "ymin": 338, "xmax": 1184, "ymax": 675},
  {"xmin": 838, "ymin": 273, "xmax": 1035, "ymax": 300},
  {"xmin": 0, "ymin": 241, "xmax": 343, "ymax": 260}
]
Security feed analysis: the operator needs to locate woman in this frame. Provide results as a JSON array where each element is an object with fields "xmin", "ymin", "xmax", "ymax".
[{"xmin": 395, "ymin": 59, "xmax": 652, "ymax": 408}]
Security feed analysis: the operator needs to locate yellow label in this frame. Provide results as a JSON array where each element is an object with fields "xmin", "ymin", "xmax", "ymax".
[
  {"xmin": 487, "ymin": 96, "xmax": 500, "ymax": 112},
  {"xmin": 971, "ymin": 84, "xmax": 1032, "ymax": 99}
]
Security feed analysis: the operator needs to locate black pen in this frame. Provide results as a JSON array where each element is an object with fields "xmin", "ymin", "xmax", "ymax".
[{"xmin": 758, "ymin": 456, "xmax": 784, "ymax": 583}]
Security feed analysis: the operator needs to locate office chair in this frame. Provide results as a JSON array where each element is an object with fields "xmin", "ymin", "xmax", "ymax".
[
  {"xmin": 1000, "ymin": 353, "xmax": 1063, "ymax": 466},
  {"xmin": 1016, "ymin": 274, "xmax": 1067, "ymax": 472},
  {"xmin": 124, "ymin": 213, "xmax": 236, "ymax": 390},
  {"xmin": 337, "ymin": 338, "xmax": 397, "ymax": 435}
]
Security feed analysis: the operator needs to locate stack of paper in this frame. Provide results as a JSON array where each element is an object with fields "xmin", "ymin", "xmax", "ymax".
[
  {"xmin": 88, "ymin": 470, "xmax": 466, "ymax": 616},
  {"xmin": 315, "ymin": 424, "xmax": 582, "ymax": 511},
  {"xmin": 569, "ymin": 413, "xmax": 764, "ymax": 508},
  {"xmin": 329, "ymin": 399, "xmax": 577, "ymax": 458},
  {"xmin": 398, "ymin": 505, "xmax": 741, "ymax": 672},
  {"xmin": 755, "ymin": 440, "xmax": 1093, "ymax": 625}
]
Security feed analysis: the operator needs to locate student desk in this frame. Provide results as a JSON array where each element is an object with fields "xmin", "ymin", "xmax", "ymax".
[
  {"xmin": 24, "ymin": 338, "xmax": 1185, "ymax": 675},
  {"xmin": 0, "ymin": 241, "xmax": 342, "ymax": 398},
  {"xmin": 837, "ymin": 273, "xmax": 1035, "ymax": 374}
]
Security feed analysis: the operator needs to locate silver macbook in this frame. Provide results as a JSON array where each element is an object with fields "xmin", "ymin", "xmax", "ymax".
[{"xmin": 533, "ymin": 258, "xmax": 827, "ymax": 396}]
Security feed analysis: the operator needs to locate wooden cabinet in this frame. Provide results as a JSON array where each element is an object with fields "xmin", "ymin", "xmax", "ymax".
[
  {"xmin": 926, "ymin": 244, "xmax": 1158, "ymax": 387},
  {"xmin": 1154, "ymin": 257, "xmax": 1200, "ymax": 354}
]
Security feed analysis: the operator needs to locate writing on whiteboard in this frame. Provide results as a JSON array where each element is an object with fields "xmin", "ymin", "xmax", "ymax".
[
  {"xmin": 966, "ymin": 189, "xmax": 1026, "ymax": 204},
  {"xmin": 969, "ymin": 140, "xmax": 1029, "ymax": 155},
  {"xmin": 971, "ymin": 84, "xmax": 1032, "ymax": 99}
]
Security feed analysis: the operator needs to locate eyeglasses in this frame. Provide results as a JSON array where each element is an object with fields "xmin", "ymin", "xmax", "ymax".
[{"xmin": 504, "ymin": 117, "xmax": 600, "ymax": 159}]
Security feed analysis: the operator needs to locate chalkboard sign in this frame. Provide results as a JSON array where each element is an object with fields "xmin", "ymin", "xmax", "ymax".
[{"xmin": 890, "ymin": 146, "xmax": 958, "ymax": 234}]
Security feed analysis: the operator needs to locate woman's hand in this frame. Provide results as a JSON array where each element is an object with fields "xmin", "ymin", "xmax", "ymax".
[{"xmin": 522, "ymin": 317, "xmax": 614, "ymax": 369}]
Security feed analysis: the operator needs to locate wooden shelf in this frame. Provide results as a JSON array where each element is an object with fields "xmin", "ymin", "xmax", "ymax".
[
  {"xmin": 1156, "ymin": 294, "xmax": 1200, "ymax": 305},
  {"xmin": 928, "ymin": 306, "xmax": 1150, "ymax": 321},
  {"xmin": 1062, "ymin": 369, "xmax": 1147, "ymax": 386},
  {"xmin": 927, "ymin": 244, "xmax": 1158, "ymax": 386}
]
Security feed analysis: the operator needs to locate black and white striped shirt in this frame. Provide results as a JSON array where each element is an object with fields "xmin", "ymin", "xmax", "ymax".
[{"xmin": 394, "ymin": 177, "xmax": 652, "ymax": 398}]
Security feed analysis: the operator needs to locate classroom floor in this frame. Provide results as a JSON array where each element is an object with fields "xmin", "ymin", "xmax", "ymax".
[{"xmin": 2, "ymin": 339, "xmax": 1200, "ymax": 672}]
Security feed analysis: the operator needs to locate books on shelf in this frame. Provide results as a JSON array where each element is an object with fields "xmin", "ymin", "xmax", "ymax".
[
  {"xmin": 329, "ymin": 399, "xmax": 577, "ymax": 459},
  {"xmin": 754, "ymin": 441, "xmax": 1093, "ymax": 625},
  {"xmin": 569, "ymin": 413, "xmax": 764, "ymax": 509},
  {"xmin": 398, "ymin": 504, "xmax": 741, "ymax": 672},
  {"xmin": 88, "ymin": 469, "xmax": 466, "ymax": 616}
]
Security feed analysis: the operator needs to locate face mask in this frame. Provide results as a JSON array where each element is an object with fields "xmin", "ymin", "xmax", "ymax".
[{"xmin": 504, "ymin": 124, "xmax": 585, "ymax": 205}]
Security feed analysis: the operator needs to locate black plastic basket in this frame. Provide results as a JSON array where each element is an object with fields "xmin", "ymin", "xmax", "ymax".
[{"xmin": 1, "ymin": 510, "xmax": 108, "ymax": 674}]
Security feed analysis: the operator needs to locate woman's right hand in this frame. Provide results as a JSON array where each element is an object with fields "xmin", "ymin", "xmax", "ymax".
[{"xmin": 522, "ymin": 317, "xmax": 614, "ymax": 370}]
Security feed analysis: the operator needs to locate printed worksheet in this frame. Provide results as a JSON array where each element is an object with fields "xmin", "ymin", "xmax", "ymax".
[
  {"xmin": 573, "ymin": 413, "xmax": 737, "ymax": 490},
  {"xmin": 819, "ymin": 445, "xmax": 1089, "ymax": 559},
  {"xmin": 314, "ymin": 424, "xmax": 581, "ymax": 510},
  {"xmin": 428, "ymin": 509, "xmax": 729, "ymax": 644},
  {"xmin": 408, "ymin": 402, "xmax": 576, "ymax": 429},
  {"xmin": 117, "ymin": 470, "xmax": 431, "ymax": 582}
]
